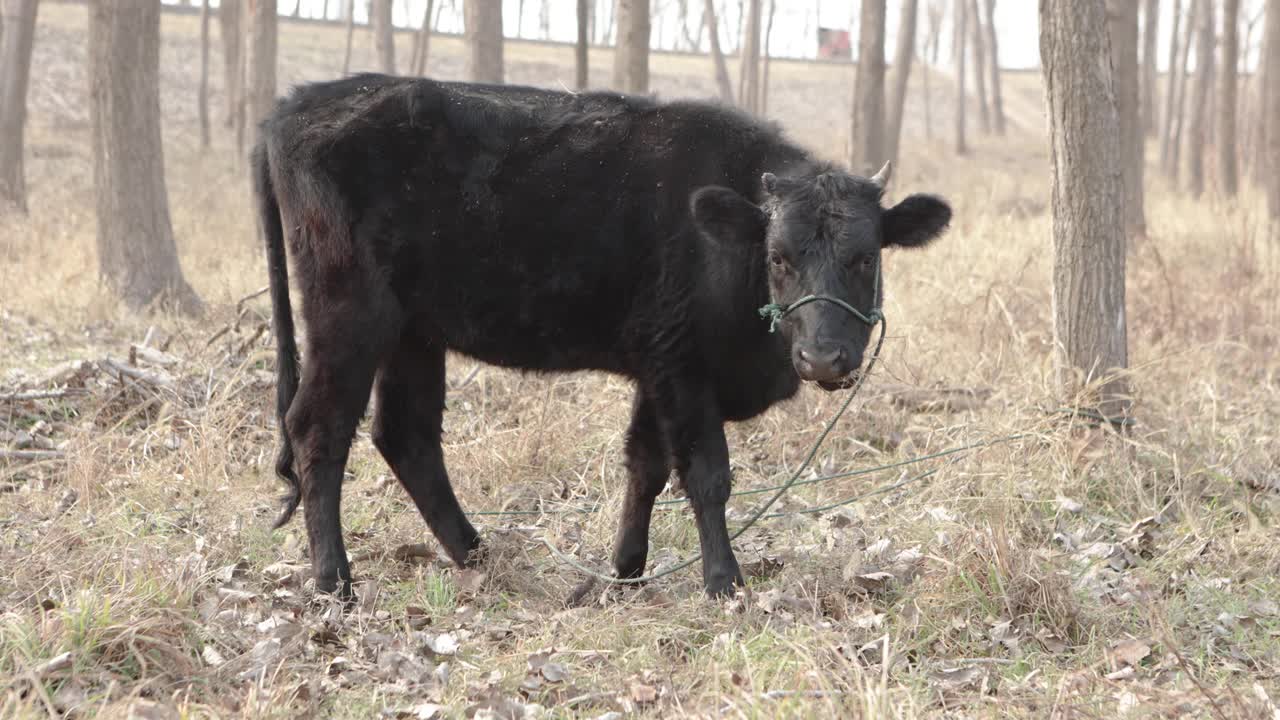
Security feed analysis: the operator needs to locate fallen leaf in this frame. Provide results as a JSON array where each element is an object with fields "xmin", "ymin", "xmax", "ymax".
[
  {"xmin": 930, "ymin": 665, "xmax": 986, "ymax": 693},
  {"xmin": 629, "ymin": 682, "xmax": 658, "ymax": 704},
  {"xmin": 540, "ymin": 662, "xmax": 569, "ymax": 683},
  {"xmin": 425, "ymin": 632, "xmax": 459, "ymax": 656},
  {"xmin": 406, "ymin": 605, "xmax": 432, "ymax": 630},
  {"xmin": 392, "ymin": 543, "xmax": 436, "ymax": 563},
  {"xmin": 201, "ymin": 645, "xmax": 226, "ymax": 667},
  {"xmin": 1056, "ymin": 495, "xmax": 1084, "ymax": 514},
  {"xmin": 456, "ymin": 569, "xmax": 487, "ymax": 595},
  {"xmin": 1111, "ymin": 639, "xmax": 1151, "ymax": 668}
]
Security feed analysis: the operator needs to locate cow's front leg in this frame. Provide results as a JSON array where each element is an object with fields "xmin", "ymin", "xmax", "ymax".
[{"xmin": 654, "ymin": 382, "xmax": 743, "ymax": 597}]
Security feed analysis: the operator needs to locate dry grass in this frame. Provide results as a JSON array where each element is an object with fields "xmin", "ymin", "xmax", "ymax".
[{"xmin": 2, "ymin": 5, "xmax": 1280, "ymax": 719}]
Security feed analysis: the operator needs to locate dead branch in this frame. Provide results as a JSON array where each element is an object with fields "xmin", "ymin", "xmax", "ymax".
[
  {"xmin": 236, "ymin": 285, "xmax": 270, "ymax": 316},
  {"xmin": 0, "ymin": 449, "xmax": 66, "ymax": 462},
  {"xmin": 0, "ymin": 389, "xmax": 86, "ymax": 402},
  {"xmin": 99, "ymin": 358, "xmax": 176, "ymax": 389},
  {"xmin": 877, "ymin": 384, "xmax": 994, "ymax": 413}
]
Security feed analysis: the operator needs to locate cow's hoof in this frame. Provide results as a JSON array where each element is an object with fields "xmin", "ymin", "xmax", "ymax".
[{"xmin": 704, "ymin": 571, "xmax": 745, "ymax": 599}]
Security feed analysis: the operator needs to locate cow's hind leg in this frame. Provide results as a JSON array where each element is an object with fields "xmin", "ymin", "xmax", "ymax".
[
  {"xmin": 371, "ymin": 335, "xmax": 480, "ymax": 567},
  {"xmin": 288, "ymin": 308, "xmax": 395, "ymax": 598},
  {"xmin": 610, "ymin": 390, "xmax": 671, "ymax": 579}
]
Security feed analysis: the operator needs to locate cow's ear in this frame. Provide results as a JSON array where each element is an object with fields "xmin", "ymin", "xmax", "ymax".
[
  {"xmin": 882, "ymin": 193, "xmax": 951, "ymax": 249},
  {"xmin": 691, "ymin": 186, "xmax": 767, "ymax": 244}
]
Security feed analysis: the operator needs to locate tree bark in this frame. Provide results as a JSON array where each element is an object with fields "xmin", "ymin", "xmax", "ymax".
[
  {"xmin": 412, "ymin": 0, "xmax": 435, "ymax": 75},
  {"xmin": 466, "ymin": 0, "xmax": 503, "ymax": 84},
  {"xmin": 1186, "ymin": 0, "xmax": 1214, "ymax": 198},
  {"xmin": 1159, "ymin": 0, "xmax": 1183, "ymax": 172},
  {"xmin": 372, "ymin": 0, "xmax": 395, "ymax": 74},
  {"xmin": 954, "ymin": 0, "xmax": 968, "ymax": 154},
  {"xmin": 923, "ymin": 0, "xmax": 944, "ymax": 140},
  {"xmin": 217, "ymin": 0, "xmax": 241, "ymax": 128},
  {"xmin": 246, "ymin": 0, "xmax": 277, "ymax": 134},
  {"xmin": 968, "ymin": 0, "xmax": 991, "ymax": 133},
  {"xmin": 0, "ymin": 0, "xmax": 39, "ymax": 214},
  {"xmin": 704, "ymin": 0, "xmax": 733, "ymax": 103},
  {"xmin": 1141, "ymin": 0, "xmax": 1159, "ymax": 137},
  {"xmin": 849, "ymin": 0, "xmax": 886, "ymax": 174},
  {"xmin": 1266, "ymin": 0, "xmax": 1280, "ymax": 219},
  {"xmin": 576, "ymin": 0, "xmax": 589, "ymax": 88},
  {"xmin": 1219, "ymin": 0, "xmax": 1239, "ymax": 196},
  {"xmin": 1107, "ymin": 0, "xmax": 1145, "ymax": 238},
  {"xmin": 1169, "ymin": 0, "xmax": 1199, "ymax": 181},
  {"xmin": 89, "ymin": 0, "xmax": 201, "ymax": 314},
  {"xmin": 613, "ymin": 0, "xmax": 650, "ymax": 93},
  {"xmin": 886, "ymin": 0, "xmax": 918, "ymax": 166},
  {"xmin": 341, "ymin": 0, "xmax": 355, "ymax": 75},
  {"xmin": 983, "ymin": 0, "xmax": 1005, "ymax": 134},
  {"xmin": 198, "ymin": 0, "xmax": 210, "ymax": 150},
  {"xmin": 739, "ymin": 0, "xmax": 762, "ymax": 113},
  {"xmin": 1039, "ymin": 0, "xmax": 1130, "ymax": 422}
]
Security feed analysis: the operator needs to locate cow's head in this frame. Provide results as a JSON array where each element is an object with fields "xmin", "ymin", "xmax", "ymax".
[{"xmin": 692, "ymin": 162, "xmax": 951, "ymax": 390}]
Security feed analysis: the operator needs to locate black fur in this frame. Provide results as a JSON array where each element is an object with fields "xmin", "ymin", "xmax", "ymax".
[{"xmin": 253, "ymin": 74, "xmax": 951, "ymax": 598}]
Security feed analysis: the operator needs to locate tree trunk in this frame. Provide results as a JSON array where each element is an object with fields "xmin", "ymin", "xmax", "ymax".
[
  {"xmin": 412, "ymin": 0, "xmax": 434, "ymax": 75},
  {"xmin": 739, "ymin": 0, "xmax": 761, "ymax": 113},
  {"xmin": 1186, "ymin": 0, "xmax": 1214, "ymax": 198},
  {"xmin": 0, "ymin": 0, "xmax": 39, "ymax": 214},
  {"xmin": 704, "ymin": 0, "xmax": 733, "ymax": 103},
  {"xmin": 1039, "ymin": 0, "xmax": 1130, "ymax": 422},
  {"xmin": 969, "ymin": 0, "xmax": 991, "ymax": 133},
  {"xmin": 246, "ymin": 0, "xmax": 277, "ymax": 135},
  {"xmin": 372, "ymin": 0, "xmax": 395, "ymax": 73},
  {"xmin": 954, "ymin": 0, "xmax": 968, "ymax": 154},
  {"xmin": 1266, "ymin": 0, "xmax": 1280, "ymax": 219},
  {"xmin": 1219, "ymin": 0, "xmax": 1239, "ymax": 196},
  {"xmin": 89, "ymin": 0, "xmax": 201, "ymax": 314},
  {"xmin": 576, "ymin": 0, "xmax": 589, "ymax": 88},
  {"xmin": 1107, "ymin": 0, "xmax": 1145, "ymax": 238},
  {"xmin": 198, "ymin": 0, "xmax": 210, "ymax": 150},
  {"xmin": 850, "ymin": 0, "xmax": 886, "ymax": 174},
  {"xmin": 466, "ymin": 0, "xmax": 503, "ymax": 84},
  {"xmin": 1141, "ymin": 0, "xmax": 1159, "ymax": 137},
  {"xmin": 983, "ymin": 0, "xmax": 1005, "ymax": 134},
  {"xmin": 760, "ymin": 0, "xmax": 776, "ymax": 114},
  {"xmin": 218, "ymin": 0, "xmax": 241, "ymax": 128},
  {"xmin": 1159, "ymin": 0, "xmax": 1183, "ymax": 172},
  {"xmin": 885, "ymin": 0, "xmax": 918, "ymax": 167},
  {"xmin": 1252, "ymin": 12, "xmax": 1270, "ymax": 187},
  {"xmin": 1169, "ymin": 0, "xmax": 1199, "ymax": 181},
  {"xmin": 342, "ymin": 0, "xmax": 356, "ymax": 75},
  {"xmin": 923, "ymin": 0, "xmax": 944, "ymax": 140},
  {"xmin": 613, "ymin": 0, "xmax": 650, "ymax": 93}
]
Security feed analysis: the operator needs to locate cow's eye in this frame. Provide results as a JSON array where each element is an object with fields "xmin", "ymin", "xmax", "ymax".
[{"xmin": 849, "ymin": 255, "xmax": 875, "ymax": 272}]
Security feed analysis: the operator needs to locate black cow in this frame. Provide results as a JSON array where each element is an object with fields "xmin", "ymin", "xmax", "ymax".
[{"xmin": 252, "ymin": 74, "xmax": 951, "ymax": 599}]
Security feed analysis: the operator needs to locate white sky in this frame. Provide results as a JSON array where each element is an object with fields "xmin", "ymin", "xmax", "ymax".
[{"xmin": 178, "ymin": 1, "xmax": 1268, "ymax": 72}]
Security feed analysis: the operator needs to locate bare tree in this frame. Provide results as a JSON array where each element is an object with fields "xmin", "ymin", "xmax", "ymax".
[
  {"xmin": 886, "ymin": 0, "xmax": 919, "ymax": 167},
  {"xmin": 1169, "ymin": 0, "xmax": 1199, "ymax": 181},
  {"xmin": 983, "ymin": 0, "xmax": 1005, "ymax": 134},
  {"xmin": 342, "ymin": 0, "xmax": 356, "ymax": 76},
  {"xmin": 576, "ymin": 0, "xmax": 589, "ymax": 88},
  {"xmin": 1108, "ymin": 0, "xmax": 1145, "ymax": 238},
  {"xmin": 1039, "ymin": 0, "xmax": 1130, "ymax": 422},
  {"xmin": 752, "ymin": 0, "xmax": 773, "ymax": 112},
  {"xmin": 466, "ymin": 0, "xmax": 503, "ymax": 83},
  {"xmin": 739, "ymin": 0, "xmax": 762, "ymax": 112},
  {"xmin": 0, "ymin": 0, "xmax": 40, "ymax": 213},
  {"xmin": 89, "ymin": 0, "xmax": 201, "ymax": 313},
  {"xmin": 1251, "ymin": 8, "xmax": 1270, "ymax": 186},
  {"xmin": 613, "ymin": 0, "xmax": 650, "ymax": 93},
  {"xmin": 218, "ymin": 0, "xmax": 241, "ymax": 128},
  {"xmin": 198, "ymin": 0, "xmax": 210, "ymax": 150},
  {"xmin": 923, "ymin": 0, "xmax": 945, "ymax": 139},
  {"xmin": 246, "ymin": 0, "xmax": 277, "ymax": 134},
  {"xmin": 1219, "ymin": 0, "xmax": 1240, "ymax": 196},
  {"xmin": 1267, "ymin": 0, "xmax": 1280, "ymax": 218},
  {"xmin": 969, "ymin": 0, "xmax": 991, "ymax": 133},
  {"xmin": 850, "ymin": 0, "xmax": 886, "ymax": 174},
  {"xmin": 412, "ymin": 0, "xmax": 435, "ymax": 74},
  {"xmin": 1186, "ymin": 0, "xmax": 1214, "ymax": 197},
  {"xmin": 1159, "ymin": 0, "xmax": 1184, "ymax": 172},
  {"xmin": 1141, "ymin": 0, "xmax": 1160, "ymax": 137},
  {"xmin": 371, "ymin": 0, "xmax": 395, "ymax": 73},
  {"xmin": 704, "ymin": 0, "xmax": 734, "ymax": 103},
  {"xmin": 954, "ymin": 0, "xmax": 968, "ymax": 154}
]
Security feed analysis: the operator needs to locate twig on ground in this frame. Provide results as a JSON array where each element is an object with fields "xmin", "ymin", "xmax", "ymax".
[{"xmin": 0, "ymin": 449, "xmax": 65, "ymax": 462}]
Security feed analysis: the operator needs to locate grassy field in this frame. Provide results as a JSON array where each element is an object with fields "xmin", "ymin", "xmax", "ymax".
[{"xmin": 2, "ymin": 4, "xmax": 1279, "ymax": 718}]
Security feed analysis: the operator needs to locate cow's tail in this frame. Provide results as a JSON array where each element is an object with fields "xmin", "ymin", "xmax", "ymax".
[{"xmin": 252, "ymin": 140, "xmax": 302, "ymax": 529}]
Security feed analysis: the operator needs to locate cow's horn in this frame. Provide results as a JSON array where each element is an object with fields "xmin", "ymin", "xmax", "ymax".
[{"xmin": 869, "ymin": 161, "xmax": 893, "ymax": 189}]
